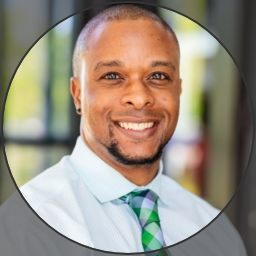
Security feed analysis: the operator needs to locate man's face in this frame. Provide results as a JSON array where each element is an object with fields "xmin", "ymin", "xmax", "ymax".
[{"xmin": 72, "ymin": 19, "xmax": 181, "ymax": 167}]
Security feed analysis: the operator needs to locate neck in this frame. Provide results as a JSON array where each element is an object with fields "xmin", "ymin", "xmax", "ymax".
[{"xmin": 113, "ymin": 161, "xmax": 160, "ymax": 186}]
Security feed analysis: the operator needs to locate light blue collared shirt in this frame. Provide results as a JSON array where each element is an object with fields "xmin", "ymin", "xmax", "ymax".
[{"xmin": 20, "ymin": 136, "xmax": 220, "ymax": 252}]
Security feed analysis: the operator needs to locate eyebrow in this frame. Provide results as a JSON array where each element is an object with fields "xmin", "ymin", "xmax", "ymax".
[
  {"xmin": 93, "ymin": 60, "xmax": 176, "ymax": 71},
  {"xmin": 150, "ymin": 61, "xmax": 176, "ymax": 70},
  {"xmin": 94, "ymin": 60, "xmax": 124, "ymax": 71}
]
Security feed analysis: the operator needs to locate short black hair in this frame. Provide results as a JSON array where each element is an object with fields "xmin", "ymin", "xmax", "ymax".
[{"xmin": 72, "ymin": 4, "xmax": 179, "ymax": 77}]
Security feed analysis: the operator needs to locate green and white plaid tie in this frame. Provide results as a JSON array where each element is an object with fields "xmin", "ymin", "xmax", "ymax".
[{"xmin": 120, "ymin": 189, "xmax": 171, "ymax": 255}]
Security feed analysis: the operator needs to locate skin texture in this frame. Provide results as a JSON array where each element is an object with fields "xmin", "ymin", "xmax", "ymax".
[{"xmin": 70, "ymin": 19, "xmax": 182, "ymax": 186}]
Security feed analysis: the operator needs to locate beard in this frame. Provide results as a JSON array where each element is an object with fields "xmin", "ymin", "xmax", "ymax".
[
  {"xmin": 94, "ymin": 110, "xmax": 172, "ymax": 166},
  {"xmin": 106, "ymin": 139, "xmax": 165, "ymax": 166},
  {"xmin": 99, "ymin": 123, "xmax": 168, "ymax": 166}
]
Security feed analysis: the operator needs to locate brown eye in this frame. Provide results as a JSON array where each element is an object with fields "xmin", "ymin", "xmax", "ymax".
[
  {"xmin": 104, "ymin": 73, "xmax": 120, "ymax": 79},
  {"xmin": 150, "ymin": 73, "xmax": 167, "ymax": 80}
]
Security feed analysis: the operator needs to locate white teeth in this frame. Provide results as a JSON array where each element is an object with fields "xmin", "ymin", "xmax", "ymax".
[{"xmin": 118, "ymin": 122, "xmax": 154, "ymax": 131}]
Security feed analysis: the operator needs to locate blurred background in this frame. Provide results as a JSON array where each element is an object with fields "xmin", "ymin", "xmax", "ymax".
[{"xmin": 0, "ymin": 0, "xmax": 255, "ymax": 255}]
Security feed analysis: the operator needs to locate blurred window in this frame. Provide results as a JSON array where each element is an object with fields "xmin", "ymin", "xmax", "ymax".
[{"xmin": 4, "ymin": 13, "xmax": 75, "ymax": 187}]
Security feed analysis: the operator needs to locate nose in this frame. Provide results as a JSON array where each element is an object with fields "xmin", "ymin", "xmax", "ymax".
[{"xmin": 120, "ymin": 79, "xmax": 155, "ymax": 110}]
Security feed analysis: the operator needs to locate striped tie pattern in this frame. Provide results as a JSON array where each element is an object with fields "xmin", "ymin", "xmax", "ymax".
[{"xmin": 120, "ymin": 189, "xmax": 171, "ymax": 255}]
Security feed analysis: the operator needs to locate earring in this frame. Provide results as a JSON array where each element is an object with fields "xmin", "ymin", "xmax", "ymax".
[{"xmin": 76, "ymin": 108, "xmax": 81, "ymax": 114}]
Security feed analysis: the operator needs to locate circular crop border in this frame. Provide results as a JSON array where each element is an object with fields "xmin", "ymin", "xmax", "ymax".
[{"xmin": 1, "ymin": 1, "xmax": 255, "ymax": 255}]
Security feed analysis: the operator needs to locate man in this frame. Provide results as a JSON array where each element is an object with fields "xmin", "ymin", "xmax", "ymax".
[{"xmin": 19, "ymin": 4, "xmax": 244, "ymax": 254}]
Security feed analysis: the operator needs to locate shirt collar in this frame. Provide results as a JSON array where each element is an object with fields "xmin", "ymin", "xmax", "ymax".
[{"xmin": 69, "ymin": 136, "xmax": 168, "ymax": 205}]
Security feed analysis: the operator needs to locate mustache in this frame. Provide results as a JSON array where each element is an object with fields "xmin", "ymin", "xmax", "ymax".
[{"xmin": 110, "ymin": 109, "xmax": 165, "ymax": 118}]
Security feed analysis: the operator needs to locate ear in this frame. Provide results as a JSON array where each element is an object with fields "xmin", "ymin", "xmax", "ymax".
[{"xmin": 70, "ymin": 77, "xmax": 81, "ymax": 114}]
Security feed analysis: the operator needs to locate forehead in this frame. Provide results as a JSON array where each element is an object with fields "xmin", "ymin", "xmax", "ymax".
[{"xmin": 83, "ymin": 19, "xmax": 179, "ymax": 68}]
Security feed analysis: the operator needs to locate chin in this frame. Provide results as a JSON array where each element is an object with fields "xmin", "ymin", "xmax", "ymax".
[{"xmin": 107, "ymin": 142, "xmax": 163, "ymax": 166}]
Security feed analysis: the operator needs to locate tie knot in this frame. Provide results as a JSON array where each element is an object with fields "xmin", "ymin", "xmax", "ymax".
[{"xmin": 120, "ymin": 189, "xmax": 160, "ymax": 227}]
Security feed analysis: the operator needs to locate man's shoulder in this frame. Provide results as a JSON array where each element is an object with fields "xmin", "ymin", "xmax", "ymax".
[
  {"xmin": 19, "ymin": 156, "xmax": 79, "ymax": 210},
  {"xmin": 18, "ymin": 156, "xmax": 95, "ymax": 246},
  {"xmin": 160, "ymin": 174, "xmax": 220, "ymax": 218}
]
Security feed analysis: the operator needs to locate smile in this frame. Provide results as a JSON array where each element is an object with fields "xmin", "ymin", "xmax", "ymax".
[
  {"xmin": 118, "ymin": 122, "xmax": 154, "ymax": 131},
  {"xmin": 114, "ymin": 119, "xmax": 159, "ymax": 140}
]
